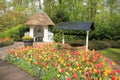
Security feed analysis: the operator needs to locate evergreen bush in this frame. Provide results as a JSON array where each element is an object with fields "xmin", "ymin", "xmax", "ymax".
[{"xmin": 0, "ymin": 25, "xmax": 29, "ymax": 41}]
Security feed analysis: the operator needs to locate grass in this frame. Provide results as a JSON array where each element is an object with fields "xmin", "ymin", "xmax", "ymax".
[{"xmin": 99, "ymin": 48, "xmax": 120, "ymax": 64}]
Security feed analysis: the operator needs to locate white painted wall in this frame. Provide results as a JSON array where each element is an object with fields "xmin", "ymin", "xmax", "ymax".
[
  {"xmin": 29, "ymin": 26, "xmax": 34, "ymax": 37},
  {"xmin": 43, "ymin": 26, "xmax": 49, "ymax": 42},
  {"xmin": 29, "ymin": 25, "xmax": 54, "ymax": 42}
]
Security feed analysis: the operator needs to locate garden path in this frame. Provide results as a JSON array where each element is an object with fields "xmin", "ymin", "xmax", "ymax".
[{"xmin": 0, "ymin": 42, "xmax": 44, "ymax": 80}]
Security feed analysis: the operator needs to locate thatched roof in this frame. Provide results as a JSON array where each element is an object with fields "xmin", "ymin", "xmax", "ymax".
[
  {"xmin": 56, "ymin": 22, "xmax": 94, "ymax": 31},
  {"xmin": 25, "ymin": 12, "xmax": 55, "ymax": 26}
]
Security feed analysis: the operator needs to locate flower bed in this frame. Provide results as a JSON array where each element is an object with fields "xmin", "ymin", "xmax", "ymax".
[
  {"xmin": 22, "ymin": 36, "xmax": 33, "ymax": 41},
  {"xmin": 0, "ymin": 38, "xmax": 14, "ymax": 47},
  {"xmin": 6, "ymin": 43, "xmax": 120, "ymax": 80}
]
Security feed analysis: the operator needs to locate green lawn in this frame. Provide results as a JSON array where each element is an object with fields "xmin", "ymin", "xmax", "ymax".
[{"xmin": 99, "ymin": 48, "xmax": 120, "ymax": 64}]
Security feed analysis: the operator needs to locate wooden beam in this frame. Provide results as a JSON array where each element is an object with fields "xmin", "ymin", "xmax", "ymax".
[
  {"xmin": 86, "ymin": 31, "xmax": 89, "ymax": 51},
  {"xmin": 62, "ymin": 31, "xmax": 65, "ymax": 44}
]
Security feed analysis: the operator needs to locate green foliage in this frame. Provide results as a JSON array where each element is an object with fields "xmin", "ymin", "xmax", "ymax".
[
  {"xmin": 89, "ymin": 40, "xmax": 120, "ymax": 50},
  {"xmin": 89, "ymin": 40, "xmax": 109, "ymax": 50},
  {"xmin": 0, "ymin": 11, "xmax": 29, "ymax": 32},
  {"xmin": 0, "ymin": 25, "xmax": 29, "ymax": 41},
  {"xmin": 54, "ymin": 31, "xmax": 62, "ymax": 42},
  {"xmin": 110, "ymin": 40, "xmax": 120, "ymax": 48},
  {"xmin": 52, "ymin": 10, "xmax": 70, "ymax": 23},
  {"xmin": 67, "ymin": 40, "xmax": 86, "ymax": 47},
  {"xmin": 1, "ymin": 0, "xmax": 120, "ymax": 41},
  {"xmin": 54, "ymin": 32, "xmax": 78, "ymax": 43},
  {"xmin": 100, "ymin": 48, "xmax": 120, "ymax": 64},
  {"xmin": 55, "ymin": 44, "xmax": 62, "ymax": 50},
  {"xmin": 65, "ymin": 39, "xmax": 120, "ymax": 50}
]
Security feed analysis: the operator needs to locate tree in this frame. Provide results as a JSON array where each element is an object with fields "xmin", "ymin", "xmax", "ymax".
[{"xmin": 0, "ymin": 0, "xmax": 6, "ymax": 12}]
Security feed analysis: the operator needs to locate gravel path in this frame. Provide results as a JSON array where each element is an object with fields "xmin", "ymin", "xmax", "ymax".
[
  {"xmin": 0, "ymin": 42, "xmax": 24, "ymax": 60},
  {"xmin": 0, "ymin": 42, "xmax": 38, "ymax": 80}
]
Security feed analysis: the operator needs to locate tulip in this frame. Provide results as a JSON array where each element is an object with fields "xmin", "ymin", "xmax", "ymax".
[
  {"xmin": 61, "ymin": 68, "xmax": 65, "ymax": 73},
  {"xmin": 93, "ymin": 69, "xmax": 97, "ymax": 73},
  {"xmin": 111, "ymin": 76, "xmax": 116, "ymax": 80},
  {"xmin": 67, "ymin": 78, "xmax": 72, "ymax": 80},
  {"xmin": 87, "ymin": 76, "xmax": 91, "ymax": 80},
  {"xmin": 97, "ymin": 69, "xmax": 101, "ymax": 74},
  {"xmin": 68, "ymin": 63, "xmax": 71, "ymax": 67}
]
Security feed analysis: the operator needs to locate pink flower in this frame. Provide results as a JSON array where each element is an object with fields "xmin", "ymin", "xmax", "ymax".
[
  {"xmin": 87, "ymin": 76, "xmax": 91, "ymax": 80},
  {"xmin": 61, "ymin": 69, "xmax": 64, "ymax": 73},
  {"xmin": 73, "ymin": 51, "xmax": 79, "ymax": 55},
  {"xmin": 97, "ymin": 69, "xmax": 101, "ymax": 74},
  {"xmin": 110, "ymin": 70, "xmax": 116, "ymax": 75},
  {"xmin": 67, "ymin": 78, "xmax": 72, "ymax": 80},
  {"xmin": 111, "ymin": 76, "xmax": 116, "ymax": 80},
  {"xmin": 37, "ymin": 61, "xmax": 40, "ymax": 64},
  {"xmin": 68, "ymin": 63, "xmax": 71, "ymax": 67}
]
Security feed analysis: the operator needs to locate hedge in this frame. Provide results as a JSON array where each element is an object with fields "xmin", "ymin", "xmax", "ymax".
[{"xmin": 0, "ymin": 24, "xmax": 29, "ymax": 41}]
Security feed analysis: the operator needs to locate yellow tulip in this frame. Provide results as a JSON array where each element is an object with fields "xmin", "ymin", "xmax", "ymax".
[
  {"xmin": 47, "ymin": 66, "xmax": 49, "ymax": 69},
  {"xmin": 79, "ymin": 70, "xmax": 81, "ymax": 73},
  {"xmin": 77, "ymin": 67, "xmax": 80, "ymax": 70},
  {"xmin": 99, "ymin": 78, "xmax": 102, "ymax": 80},
  {"xmin": 57, "ymin": 74, "xmax": 60, "ymax": 77},
  {"xmin": 63, "ymin": 63, "xmax": 66, "ymax": 66},
  {"xmin": 69, "ymin": 67, "xmax": 72, "ymax": 71},
  {"xmin": 73, "ymin": 68, "xmax": 77, "ymax": 71},
  {"xmin": 65, "ymin": 72, "xmax": 69, "ymax": 76},
  {"xmin": 29, "ymin": 58, "xmax": 32, "ymax": 61}
]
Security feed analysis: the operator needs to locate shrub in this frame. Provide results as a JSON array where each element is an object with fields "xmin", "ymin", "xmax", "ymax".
[
  {"xmin": 110, "ymin": 40, "xmax": 120, "ymax": 48},
  {"xmin": 67, "ymin": 40, "xmax": 86, "ymax": 47},
  {"xmin": 54, "ymin": 32, "xmax": 62, "ymax": 42},
  {"xmin": 53, "ymin": 31, "xmax": 79, "ymax": 43},
  {"xmin": 0, "ymin": 24, "xmax": 29, "ymax": 41},
  {"xmin": 0, "ymin": 11, "xmax": 28, "ymax": 32},
  {"xmin": 0, "ymin": 38, "xmax": 14, "ymax": 47},
  {"xmin": 88, "ymin": 40, "xmax": 120, "ymax": 50},
  {"xmin": 89, "ymin": 40, "xmax": 109, "ymax": 50},
  {"xmin": 5, "ymin": 43, "xmax": 120, "ymax": 79}
]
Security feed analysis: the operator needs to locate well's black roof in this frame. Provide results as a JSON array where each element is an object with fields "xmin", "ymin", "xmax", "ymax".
[{"xmin": 56, "ymin": 22, "xmax": 94, "ymax": 31}]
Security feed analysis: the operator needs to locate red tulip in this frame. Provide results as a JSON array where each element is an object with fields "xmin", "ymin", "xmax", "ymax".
[
  {"xmin": 54, "ymin": 63, "xmax": 58, "ymax": 67},
  {"xmin": 111, "ymin": 76, "xmax": 116, "ymax": 80},
  {"xmin": 97, "ymin": 69, "xmax": 101, "ymax": 74},
  {"xmin": 67, "ymin": 78, "xmax": 72, "ymax": 80},
  {"xmin": 42, "ymin": 62, "xmax": 47, "ymax": 67},
  {"xmin": 87, "ymin": 76, "xmax": 91, "ymax": 80},
  {"xmin": 110, "ymin": 70, "xmax": 116, "ymax": 75},
  {"xmin": 37, "ymin": 61, "xmax": 40, "ymax": 64},
  {"xmin": 68, "ymin": 63, "xmax": 71, "ymax": 67},
  {"xmin": 53, "ymin": 78, "xmax": 58, "ymax": 80},
  {"xmin": 72, "ymin": 73, "xmax": 79, "ymax": 80},
  {"xmin": 66, "ymin": 68, "xmax": 69, "ymax": 72},
  {"xmin": 116, "ymin": 70, "xmax": 120, "ymax": 73},
  {"xmin": 61, "ymin": 69, "xmax": 65, "ymax": 73},
  {"xmin": 73, "ymin": 51, "xmax": 79, "ymax": 55}
]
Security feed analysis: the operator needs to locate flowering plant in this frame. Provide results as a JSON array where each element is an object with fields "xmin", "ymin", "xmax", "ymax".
[
  {"xmin": 6, "ymin": 43, "xmax": 120, "ymax": 80},
  {"xmin": 22, "ymin": 36, "xmax": 33, "ymax": 41},
  {"xmin": 0, "ymin": 38, "xmax": 14, "ymax": 47}
]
